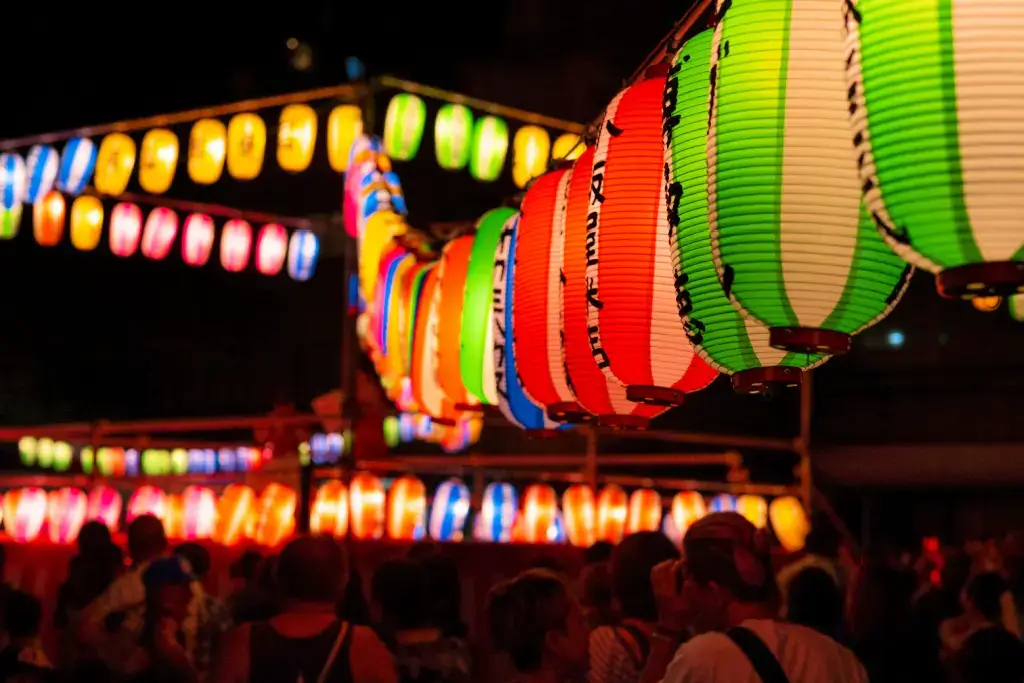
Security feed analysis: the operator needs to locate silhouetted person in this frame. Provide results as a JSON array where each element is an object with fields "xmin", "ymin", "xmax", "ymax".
[
  {"xmin": 228, "ymin": 551, "xmax": 277, "ymax": 624},
  {"xmin": 0, "ymin": 590, "xmax": 56, "ymax": 683},
  {"xmin": 175, "ymin": 542, "xmax": 230, "ymax": 675},
  {"xmin": 580, "ymin": 541, "xmax": 615, "ymax": 630},
  {"xmin": 786, "ymin": 567, "xmax": 843, "ymax": 641},
  {"xmin": 953, "ymin": 625, "xmax": 1024, "ymax": 683}
]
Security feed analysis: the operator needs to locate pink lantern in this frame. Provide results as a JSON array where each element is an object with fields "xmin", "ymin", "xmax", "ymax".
[
  {"xmin": 255, "ymin": 223, "xmax": 288, "ymax": 276},
  {"xmin": 220, "ymin": 218, "xmax": 253, "ymax": 272},
  {"xmin": 3, "ymin": 488, "xmax": 47, "ymax": 543},
  {"xmin": 86, "ymin": 486, "xmax": 122, "ymax": 532},
  {"xmin": 182, "ymin": 213, "xmax": 215, "ymax": 267},
  {"xmin": 141, "ymin": 207, "xmax": 179, "ymax": 261},
  {"xmin": 127, "ymin": 485, "xmax": 167, "ymax": 522},
  {"xmin": 180, "ymin": 486, "xmax": 217, "ymax": 540},
  {"xmin": 109, "ymin": 203, "xmax": 143, "ymax": 258},
  {"xmin": 47, "ymin": 487, "xmax": 88, "ymax": 544}
]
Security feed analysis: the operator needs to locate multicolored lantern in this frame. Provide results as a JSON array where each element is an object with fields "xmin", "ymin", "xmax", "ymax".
[
  {"xmin": 86, "ymin": 486, "xmax": 122, "ymax": 532},
  {"xmin": 69, "ymin": 196, "xmax": 104, "ymax": 251},
  {"xmin": 188, "ymin": 119, "xmax": 227, "ymax": 185},
  {"xmin": 561, "ymin": 484, "xmax": 596, "ymax": 548},
  {"xmin": 736, "ymin": 495, "xmax": 768, "ymax": 530},
  {"xmin": 769, "ymin": 496, "xmax": 809, "ymax": 552},
  {"xmin": 343, "ymin": 135, "xmax": 382, "ymax": 238},
  {"xmin": 0, "ymin": 205, "xmax": 20, "ymax": 239},
  {"xmin": 327, "ymin": 105, "xmax": 363, "ymax": 172},
  {"xmin": 386, "ymin": 475, "xmax": 426, "ymax": 541},
  {"xmin": 277, "ymin": 104, "xmax": 317, "ymax": 173},
  {"xmin": 627, "ymin": 488, "xmax": 662, "ymax": 534},
  {"xmin": 383, "ymin": 94, "xmax": 426, "ymax": 161},
  {"xmin": 551, "ymin": 133, "xmax": 582, "ymax": 162},
  {"xmin": 57, "ymin": 137, "xmax": 97, "ymax": 195},
  {"xmin": 708, "ymin": 494, "xmax": 737, "ymax": 514},
  {"xmin": 253, "ymin": 483, "xmax": 297, "ymax": 547},
  {"xmin": 110, "ymin": 202, "xmax": 143, "ymax": 257},
  {"xmin": 25, "ymin": 145, "xmax": 59, "ymax": 204},
  {"xmin": 255, "ymin": 223, "xmax": 288, "ymax": 276},
  {"xmin": 429, "ymin": 478, "xmax": 470, "ymax": 542},
  {"xmin": 227, "ymin": 113, "xmax": 266, "ymax": 180},
  {"xmin": 311, "ymin": 481, "xmax": 349, "ymax": 538},
  {"xmin": 183, "ymin": 213, "xmax": 215, "ymax": 267},
  {"xmin": 478, "ymin": 482, "xmax": 517, "ymax": 543},
  {"xmin": 670, "ymin": 491, "xmax": 706, "ymax": 540},
  {"xmin": 141, "ymin": 207, "xmax": 178, "ymax": 261},
  {"xmin": 33, "ymin": 190, "xmax": 65, "ymax": 247},
  {"xmin": 94, "ymin": 133, "xmax": 136, "ymax": 196},
  {"xmin": 435, "ymin": 104, "xmax": 473, "ymax": 170},
  {"xmin": 47, "ymin": 488, "xmax": 87, "ymax": 544},
  {"xmin": 220, "ymin": 218, "xmax": 253, "ymax": 272},
  {"xmin": 512, "ymin": 126, "xmax": 550, "ymax": 189},
  {"xmin": 127, "ymin": 485, "xmax": 168, "ymax": 523},
  {"xmin": 213, "ymin": 484, "xmax": 256, "ymax": 547},
  {"xmin": 0, "ymin": 153, "xmax": 26, "ymax": 209},
  {"xmin": 349, "ymin": 472, "xmax": 385, "ymax": 540},
  {"xmin": 139, "ymin": 129, "xmax": 179, "ymax": 194},
  {"xmin": 470, "ymin": 116, "xmax": 508, "ymax": 182},
  {"xmin": 4, "ymin": 488, "xmax": 47, "ymax": 543},
  {"xmin": 287, "ymin": 229, "xmax": 319, "ymax": 281},
  {"xmin": 596, "ymin": 484, "xmax": 628, "ymax": 543}
]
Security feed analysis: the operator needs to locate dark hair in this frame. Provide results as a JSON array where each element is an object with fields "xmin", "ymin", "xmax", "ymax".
[
  {"xmin": 277, "ymin": 535, "xmax": 347, "ymax": 602},
  {"xmin": 77, "ymin": 521, "xmax": 112, "ymax": 556},
  {"xmin": 371, "ymin": 559, "xmax": 430, "ymax": 631},
  {"xmin": 966, "ymin": 572, "xmax": 1008, "ymax": 623},
  {"xmin": 230, "ymin": 550, "xmax": 263, "ymax": 582},
  {"xmin": 611, "ymin": 532, "xmax": 680, "ymax": 621},
  {"xmin": 803, "ymin": 513, "xmax": 841, "ymax": 559},
  {"xmin": 584, "ymin": 541, "xmax": 614, "ymax": 565},
  {"xmin": 174, "ymin": 542, "xmax": 210, "ymax": 578},
  {"xmin": 530, "ymin": 555, "xmax": 565, "ymax": 574},
  {"xmin": 786, "ymin": 567, "xmax": 842, "ymax": 638},
  {"xmin": 4, "ymin": 590, "xmax": 41, "ymax": 639},
  {"xmin": 685, "ymin": 537, "xmax": 775, "ymax": 604},
  {"xmin": 956, "ymin": 626, "xmax": 1024, "ymax": 683},
  {"xmin": 487, "ymin": 569, "xmax": 571, "ymax": 673},
  {"xmin": 127, "ymin": 515, "xmax": 168, "ymax": 561}
]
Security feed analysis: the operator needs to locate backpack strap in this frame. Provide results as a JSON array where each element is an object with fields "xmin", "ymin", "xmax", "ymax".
[
  {"xmin": 725, "ymin": 626, "xmax": 791, "ymax": 683},
  {"xmin": 612, "ymin": 623, "xmax": 651, "ymax": 670},
  {"xmin": 315, "ymin": 621, "xmax": 350, "ymax": 683}
]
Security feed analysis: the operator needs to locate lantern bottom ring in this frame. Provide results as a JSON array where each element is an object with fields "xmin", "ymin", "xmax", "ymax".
[
  {"xmin": 731, "ymin": 366, "xmax": 804, "ymax": 395},
  {"xmin": 937, "ymin": 261, "xmax": 1024, "ymax": 300},
  {"xmin": 597, "ymin": 414, "xmax": 650, "ymax": 431},
  {"xmin": 546, "ymin": 402, "xmax": 592, "ymax": 424},
  {"xmin": 769, "ymin": 327, "xmax": 850, "ymax": 355},
  {"xmin": 525, "ymin": 429, "xmax": 562, "ymax": 440},
  {"xmin": 455, "ymin": 402, "xmax": 485, "ymax": 413},
  {"xmin": 626, "ymin": 385, "xmax": 685, "ymax": 407},
  {"xmin": 428, "ymin": 416, "xmax": 458, "ymax": 427}
]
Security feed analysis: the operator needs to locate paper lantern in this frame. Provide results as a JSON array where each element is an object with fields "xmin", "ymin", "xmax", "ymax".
[
  {"xmin": 164, "ymin": 495, "xmax": 186, "ymax": 540},
  {"xmin": 177, "ymin": 486, "xmax": 217, "ymax": 540},
  {"xmin": 253, "ymin": 483, "xmax": 297, "ymax": 547},
  {"xmin": 141, "ymin": 207, "xmax": 178, "ymax": 261},
  {"xmin": 220, "ymin": 218, "xmax": 253, "ymax": 272},
  {"xmin": 596, "ymin": 484, "xmax": 628, "ymax": 543},
  {"xmin": 462, "ymin": 208, "xmax": 517, "ymax": 405},
  {"xmin": 360, "ymin": 211, "xmax": 407, "ymax": 307},
  {"xmin": 96, "ymin": 447, "xmax": 127, "ymax": 477},
  {"xmin": 708, "ymin": 494, "xmax": 736, "ymax": 514},
  {"xmin": 69, "ymin": 195, "xmax": 104, "ymax": 251},
  {"xmin": 86, "ymin": 486, "xmax": 121, "ymax": 532},
  {"xmin": 188, "ymin": 119, "xmax": 227, "ymax": 185},
  {"xmin": 670, "ymin": 491, "xmax": 706, "ymax": 540},
  {"xmin": 0, "ymin": 205, "xmax": 20, "ymax": 239},
  {"xmin": 429, "ymin": 478, "xmax": 470, "ymax": 542},
  {"xmin": 1010, "ymin": 295, "xmax": 1024, "ymax": 322},
  {"xmin": 769, "ymin": 496, "xmax": 810, "ymax": 552},
  {"xmin": 973, "ymin": 296, "xmax": 1002, "ymax": 313},
  {"xmin": 435, "ymin": 235, "xmax": 478, "ymax": 410},
  {"xmin": 411, "ymin": 267, "xmax": 461, "ymax": 424},
  {"xmin": 277, "ymin": 104, "xmax": 317, "ymax": 173},
  {"xmin": 33, "ymin": 190, "xmax": 65, "ymax": 247},
  {"xmin": 142, "ymin": 449, "xmax": 172, "ymax": 476},
  {"xmin": 250, "ymin": 223, "xmax": 286, "ymax": 276},
  {"xmin": 327, "ymin": 105, "xmax": 363, "ymax": 172},
  {"xmin": 213, "ymin": 484, "xmax": 256, "ymax": 546},
  {"xmin": 551, "ymin": 133, "xmax": 583, "ymax": 162},
  {"xmin": 470, "ymin": 116, "xmax": 508, "ymax": 182},
  {"xmin": 435, "ymin": 104, "xmax": 473, "ymax": 170},
  {"xmin": 382, "ymin": 258, "xmax": 420, "ymax": 395},
  {"xmin": 663, "ymin": 512, "xmax": 683, "ymax": 547},
  {"xmin": 626, "ymin": 488, "xmax": 662, "ymax": 534},
  {"xmin": 57, "ymin": 137, "xmax": 97, "ymax": 195},
  {"xmin": 35, "ymin": 438, "xmax": 55, "ymax": 469},
  {"xmin": 479, "ymin": 482, "xmax": 517, "ymax": 543},
  {"xmin": 392, "ymin": 264, "xmax": 431, "ymax": 397},
  {"xmin": 375, "ymin": 249, "xmax": 414, "ymax": 383},
  {"xmin": 736, "ymin": 495, "xmax": 768, "ymax": 530},
  {"xmin": 109, "ymin": 202, "xmax": 142, "ymax": 257},
  {"xmin": 126, "ymin": 485, "xmax": 167, "ymax": 523},
  {"xmin": 383, "ymin": 94, "xmax": 426, "ymax": 161},
  {"xmin": 310, "ymin": 481, "xmax": 348, "ymax": 538},
  {"xmin": 287, "ymin": 229, "xmax": 319, "ymax": 281},
  {"xmin": 182, "ymin": 213, "xmax": 215, "ymax": 267},
  {"xmin": 170, "ymin": 449, "xmax": 188, "ymax": 475},
  {"xmin": 349, "ymin": 472, "xmax": 385, "ymax": 540},
  {"xmin": 3, "ymin": 488, "xmax": 47, "ymax": 543},
  {"xmin": 25, "ymin": 145, "xmax": 59, "ymax": 204},
  {"xmin": 343, "ymin": 135, "xmax": 383, "ymax": 238},
  {"xmin": 0, "ymin": 153, "xmax": 26, "ymax": 209},
  {"xmin": 17, "ymin": 436, "xmax": 37, "ymax": 467},
  {"xmin": 512, "ymin": 126, "xmax": 551, "ymax": 189},
  {"xmin": 520, "ymin": 483, "xmax": 558, "ymax": 544},
  {"xmin": 227, "ymin": 113, "xmax": 266, "ymax": 180},
  {"xmin": 561, "ymin": 484, "xmax": 596, "ymax": 548},
  {"xmin": 708, "ymin": 0, "xmax": 911, "ymax": 356},
  {"xmin": 46, "ymin": 488, "xmax": 87, "ymax": 544},
  {"xmin": 387, "ymin": 475, "xmax": 426, "ymax": 541},
  {"xmin": 94, "ymin": 133, "xmax": 136, "ymax": 196},
  {"xmin": 139, "ymin": 129, "xmax": 179, "ymax": 194}
]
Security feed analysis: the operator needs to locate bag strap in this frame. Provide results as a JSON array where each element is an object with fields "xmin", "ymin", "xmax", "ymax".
[
  {"xmin": 613, "ymin": 623, "xmax": 651, "ymax": 670},
  {"xmin": 315, "ymin": 621, "xmax": 350, "ymax": 683},
  {"xmin": 726, "ymin": 626, "xmax": 791, "ymax": 683}
]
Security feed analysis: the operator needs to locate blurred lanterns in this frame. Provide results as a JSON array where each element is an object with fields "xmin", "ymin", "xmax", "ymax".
[
  {"xmin": 436, "ymin": 235, "xmax": 478, "ymax": 410},
  {"xmin": 479, "ymin": 482, "xmax": 517, "ymax": 543},
  {"xmin": 220, "ymin": 218, "xmax": 253, "ymax": 272},
  {"xmin": 512, "ymin": 126, "xmax": 550, "ymax": 189},
  {"xmin": 520, "ymin": 483, "xmax": 558, "ymax": 544},
  {"xmin": 359, "ymin": 212, "xmax": 406, "ymax": 306},
  {"xmin": 551, "ymin": 133, "xmax": 583, "ymax": 162},
  {"xmin": 387, "ymin": 475, "xmax": 426, "ymax": 541},
  {"xmin": 470, "ymin": 116, "xmax": 508, "ymax": 182},
  {"xmin": 973, "ymin": 296, "xmax": 1002, "ymax": 313},
  {"xmin": 327, "ymin": 105, "xmax": 363, "ymax": 172},
  {"xmin": 109, "ymin": 203, "xmax": 143, "ymax": 257},
  {"xmin": 255, "ymin": 223, "xmax": 288, "ymax": 276},
  {"xmin": 164, "ymin": 495, "xmax": 186, "ymax": 540},
  {"xmin": 287, "ymin": 229, "xmax": 319, "ymax": 281},
  {"xmin": 141, "ymin": 207, "xmax": 179, "ymax": 261},
  {"xmin": 561, "ymin": 484, "xmax": 596, "ymax": 548},
  {"xmin": 349, "ymin": 472, "xmax": 385, "ymax": 540},
  {"xmin": 435, "ymin": 104, "xmax": 473, "ymax": 171},
  {"xmin": 1010, "ymin": 295, "xmax": 1024, "ymax": 322},
  {"xmin": 429, "ymin": 478, "xmax": 470, "ymax": 542},
  {"xmin": 33, "ymin": 190, "xmax": 65, "ymax": 247},
  {"xmin": 709, "ymin": 494, "xmax": 736, "ymax": 514},
  {"xmin": 183, "ymin": 213, "xmax": 215, "ymax": 267},
  {"xmin": 226, "ymin": 113, "xmax": 267, "ymax": 180},
  {"xmin": 596, "ymin": 485, "xmax": 628, "ymax": 543},
  {"xmin": 127, "ymin": 485, "xmax": 168, "ymax": 522},
  {"xmin": 411, "ymin": 267, "xmax": 457, "ymax": 422},
  {"xmin": 96, "ymin": 447, "xmax": 127, "ymax": 477},
  {"xmin": 47, "ymin": 488, "xmax": 87, "ymax": 544},
  {"xmin": 4, "ymin": 488, "xmax": 47, "ymax": 543},
  {"xmin": 188, "ymin": 118, "xmax": 227, "ymax": 185},
  {"xmin": 17, "ymin": 437, "xmax": 36, "ymax": 467},
  {"xmin": 139, "ymin": 129, "xmax": 179, "ymax": 194},
  {"xmin": 69, "ymin": 196, "xmax": 104, "ymax": 251},
  {"xmin": 626, "ymin": 488, "xmax": 662, "ymax": 534},
  {"xmin": 0, "ymin": 205, "xmax": 20, "ymax": 239},
  {"xmin": 86, "ymin": 486, "xmax": 122, "ymax": 532},
  {"xmin": 0, "ymin": 153, "xmax": 25, "ymax": 209},
  {"xmin": 736, "ymin": 495, "xmax": 768, "ymax": 529},
  {"xmin": 94, "ymin": 133, "xmax": 136, "ymax": 196},
  {"xmin": 277, "ymin": 104, "xmax": 317, "ymax": 173},
  {"xmin": 213, "ymin": 484, "xmax": 257, "ymax": 547},
  {"xmin": 769, "ymin": 496, "xmax": 810, "ymax": 552},
  {"xmin": 25, "ymin": 145, "xmax": 59, "ymax": 203},
  {"xmin": 383, "ymin": 94, "xmax": 426, "ymax": 161},
  {"xmin": 310, "ymin": 481, "xmax": 349, "ymax": 538},
  {"xmin": 253, "ymin": 483, "xmax": 297, "ymax": 547},
  {"xmin": 57, "ymin": 137, "xmax": 97, "ymax": 195},
  {"xmin": 179, "ymin": 486, "xmax": 217, "ymax": 540},
  {"xmin": 670, "ymin": 491, "xmax": 706, "ymax": 540}
]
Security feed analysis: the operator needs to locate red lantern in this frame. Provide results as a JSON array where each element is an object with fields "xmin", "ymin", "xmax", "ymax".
[
  {"xmin": 182, "ymin": 213, "xmax": 215, "ymax": 267},
  {"xmin": 255, "ymin": 223, "xmax": 288, "ymax": 276},
  {"xmin": 349, "ymin": 472, "xmax": 385, "ymax": 540},
  {"xmin": 4, "ymin": 488, "xmax": 47, "ymax": 543},
  {"xmin": 520, "ymin": 483, "xmax": 558, "ymax": 544},
  {"xmin": 253, "ymin": 483, "xmax": 297, "ymax": 547},
  {"xmin": 213, "ymin": 484, "xmax": 256, "ymax": 547},
  {"xmin": 141, "ymin": 207, "xmax": 178, "ymax": 261},
  {"xmin": 596, "ymin": 484, "xmax": 627, "ymax": 544},
  {"xmin": 310, "ymin": 480, "xmax": 348, "ymax": 538},
  {"xmin": 561, "ymin": 484, "xmax": 596, "ymax": 547},
  {"xmin": 86, "ymin": 486, "xmax": 122, "ymax": 532},
  {"xmin": 387, "ymin": 475, "xmax": 426, "ymax": 540},
  {"xmin": 33, "ymin": 190, "xmax": 65, "ymax": 247},
  {"xmin": 47, "ymin": 487, "xmax": 88, "ymax": 544},
  {"xmin": 109, "ymin": 203, "xmax": 143, "ymax": 257},
  {"xmin": 127, "ymin": 485, "xmax": 167, "ymax": 522},
  {"xmin": 220, "ymin": 218, "xmax": 253, "ymax": 272},
  {"xmin": 626, "ymin": 488, "xmax": 662, "ymax": 534}
]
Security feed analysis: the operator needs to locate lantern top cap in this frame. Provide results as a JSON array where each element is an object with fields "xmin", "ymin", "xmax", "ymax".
[{"xmin": 644, "ymin": 63, "xmax": 671, "ymax": 79}]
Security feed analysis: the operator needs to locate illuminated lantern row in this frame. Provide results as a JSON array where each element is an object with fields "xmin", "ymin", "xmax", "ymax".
[
  {"xmin": 562, "ymin": 484, "xmax": 596, "ymax": 548},
  {"xmin": 95, "ymin": 133, "xmax": 136, "ymax": 195},
  {"xmin": 227, "ymin": 113, "xmax": 267, "ymax": 180},
  {"xmin": 70, "ymin": 196, "xmax": 104, "ymax": 251},
  {"xmin": 33, "ymin": 191, "xmax": 65, "ymax": 247},
  {"xmin": 189, "ymin": 119, "xmax": 227, "ymax": 185},
  {"xmin": 278, "ymin": 104, "xmax": 318, "ymax": 173},
  {"xmin": 327, "ymin": 105, "xmax": 363, "ymax": 172},
  {"xmin": 381, "ymin": 413, "xmax": 483, "ymax": 454}
]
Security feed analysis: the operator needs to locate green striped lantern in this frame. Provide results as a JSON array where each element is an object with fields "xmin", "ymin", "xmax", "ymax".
[
  {"xmin": 383, "ymin": 94, "xmax": 426, "ymax": 161},
  {"xmin": 708, "ymin": 0, "xmax": 911, "ymax": 356},
  {"xmin": 470, "ymin": 116, "xmax": 509, "ymax": 182},
  {"xmin": 460, "ymin": 207, "xmax": 517, "ymax": 404},
  {"xmin": 665, "ymin": 29, "xmax": 828, "ymax": 394},
  {"xmin": 0, "ymin": 204, "xmax": 21, "ymax": 239},
  {"xmin": 435, "ymin": 104, "xmax": 473, "ymax": 171},
  {"xmin": 844, "ymin": 0, "xmax": 1024, "ymax": 299}
]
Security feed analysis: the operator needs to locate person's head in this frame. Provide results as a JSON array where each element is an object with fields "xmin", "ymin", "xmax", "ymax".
[
  {"xmin": 786, "ymin": 567, "xmax": 842, "ymax": 638},
  {"xmin": 127, "ymin": 514, "xmax": 168, "ymax": 564},
  {"xmin": 579, "ymin": 562, "xmax": 614, "ymax": 629},
  {"xmin": 611, "ymin": 531, "xmax": 680, "ymax": 622},
  {"xmin": 4, "ymin": 590, "xmax": 41, "ymax": 641},
  {"xmin": 143, "ymin": 556, "xmax": 195, "ymax": 626},
  {"xmin": 963, "ymin": 572, "xmax": 1008, "ymax": 623},
  {"xmin": 955, "ymin": 626, "xmax": 1024, "ymax": 683},
  {"xmin": 803, "ymin": 512, "xmax": 841, "ymax": 559},
  {"xmin": 682, "ymin": 512, "xmax": 776, "ymax": 633},
  {"xmin": 370, "ymin": 558, "xmax": 430, "ymax": 631},
  {"xmin": 487, "ymin": 569, "xmax": 588, "ymax": 679},
  {"xmin": 77, "ymin": 521, "xmax": 112, "ymax": 557},
  {"xmin": 277, "ymin": 535, "xmax": 347, "ymax": 605},
  {"xmin": 174, "ymin": 542, "xmax": 210, "ymax": 579},
  {"xmin": 530, "ymin": 555, "xmax": 566, "ymax": 575},
  {"xmin": 583, "ymin": 541, "xmax": 614, "ymax": 566},
  {"xmin": 230, "ymin": 550, "xmax": 263, "ymax": 588}
]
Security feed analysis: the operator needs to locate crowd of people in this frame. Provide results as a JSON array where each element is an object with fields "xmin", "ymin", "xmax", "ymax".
[{"xmin": 0, "ymin": 510, "xmax": 1021, "ymax": 682}]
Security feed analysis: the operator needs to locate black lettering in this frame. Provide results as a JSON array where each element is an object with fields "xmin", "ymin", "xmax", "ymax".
[
  {"xmin": 605, "ymin": 121, "xmax": 623, "ymax": 137},
  {"xmin": 586, "ymin": 277, "xmax": 604, "ymax": 311},
  {"xmin": 587, "ymin": 325, "xmax": 610, "ymax": 370}
]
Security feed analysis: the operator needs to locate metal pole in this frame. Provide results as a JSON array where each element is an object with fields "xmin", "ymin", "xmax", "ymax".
[
  {"xmin": 584, "ymin": 426, "xmax": 599, "ymax": 489},
  {"xmin": 798, "ymin": 372, "xmax": 814, "ymax": 511}
]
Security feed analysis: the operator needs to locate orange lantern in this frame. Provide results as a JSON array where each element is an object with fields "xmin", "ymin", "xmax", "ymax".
[
  {"xmin": 182, "ymin": 213, "xmax": 215, "ymax": 267},
  {"xmin": 387, "ymin": 475, "xmax": 426, "ymax": 541},
  {"xmin": 327, "ymin": 105, "xmax": 363, "ymax": 172},
  {"xmin": 47, "ymin": 487, "xmax": 88, "ymax": 544},
  {"xmin": 86, "ymin": 486, "xmax": 122, "ymax": 532},
  {"xmin": 110, "ymin": 202, "xmax": 143, "ymax": 257},
  {"xmin": 141, "ymin": 207, "xmax": 178, "ymax": 261},
  {"xmin": 220, "ymin": 218, "xmax": 253, "ymax": 272},
  {"xmin": 94, "ymin": 132, "xmax": 136, "ymax": 196},
  {"xmin": 164, "ymin": 495, "xmax": 186, "ymax": 540},
  {"xmin": 179, "ymin": 486, "xmax": 217, "ymax": 540},
  {"xmin": 3, "ymin": 488, "xmax": 47, "ymax": 543},
  {"xmin": 33, "ymin": 190, "xmax": 65, "ymax": 246},
  {"xmin": 253, "ymin": 483, "xmax": 297, "ymax": 547},
  {"xmin": 127, "ymin": 486, "xmax": 167, "ymax": 523},
  {"xmin": 188, "ymin": 119, "xmax": 227, "ymax": 185},
  {"xmin": 255, "ymin": 223, "xmax": 288, "ymax": 276},
  {"xmin": 349, "ymin": 472, "xmax": 385, "ymax": 540},
  {"xmin": 69, "ymin": 195, "xmax": 103, "ymax": 251},
  {"xmin": 310, "ymin": 480, "xmax": 348, "ymax": 538},
  {"xmin": 561, "ymin": 484, "xmax": 596, "ymax": 548},
  {"xmin": 277, "ymin": 104, "xmax": 317, "ymax": 173},
  {"xmin": 736, "ymin": 495, "xmax": 768, "ymax": 530},
  {"xmin": 434, "ymin": 235, "xmax": 478, "ymax": 410},
  {"xmin": 670, "ymin": 491, "xmax": 706, "ymax": 540},
  {"xmin": 410, "ymin": 267, "xmax": 459, "ymax": 424},
  {"xmin": 596, "ymin": 484, "xmax": 628, "ymax": 543},
  {"xmin": 139, "ymin": 128, "xmax": 179, "ymax": 194},
  {"xmin": 96, "ymin": 447, "xmax": 127, "ymax": 477},
  {"xmin": 626, "ymin": 488, "xmax": 662, "ymax": 534},
  {"xmin": 520, "ymin": 483, "xmax": 558, "ymax": 544},
  {"xmin": 769, "ymin": 496, "xmax": 809, "ymax": 553},
  {"xmin": 213, "ymin": 484, "xmax": 256, "ymax": 547},
  {"xmin": 226, "ymin": 113, "xmax": 267, "ymax": 181}
]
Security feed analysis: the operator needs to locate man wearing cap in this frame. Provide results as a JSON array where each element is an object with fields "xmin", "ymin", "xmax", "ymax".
[{"xmin": 640, "ymin": 513, "xmax": 867, "ymax": 683}]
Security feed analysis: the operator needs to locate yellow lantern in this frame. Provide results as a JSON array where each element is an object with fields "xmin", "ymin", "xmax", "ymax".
[
  {"xmin": 972, "ymin": 296, "xmax": 1002, "ymax": 313},
  {"xmin": 188, "ymin": 118, "xmax": 227, "ymax": 185},
  {"xmin": 70, "ymin": 196, "xmax": 104, "ymax": 251},
  {"xmin": 769, "ymin": 496, "xmax": 810, "ymax": 553},
  {"xmin": 277, "ymin": 104, "xmax": 317, "ymax": 173},
  {"xmin": 551, "ymin": 133, "xmax": 582, "ymax": 162},
  {"xmin": 512, "ymin": 126, "xmax": 551, "ymax": 189},
  {"xmin": 139, "ymin": 129, "xmax": 179, "ymax": 194},
  {"xmin": 736, "ymin": 495, "xmax": 768, "ymax": 530},
  {"xmin": 327, "ymin": 105, "xmax": 363, "ymax": 172},
  {"xmin": 94, "ymin": 133, "xmax": 136, "ymax": 195},
  {"xmin": 227, "ymin": 113, "xmax": 267, "ymax": 180},
  {"xmin": 33, "ymin": 190, "xmax": 65, "ymax": 246}
]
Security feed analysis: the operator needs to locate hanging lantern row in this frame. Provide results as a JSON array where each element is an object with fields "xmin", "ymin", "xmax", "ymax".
[
  {"xmin": 298, "ymin": 430, "xmax": 352, "ymax": 466},
  {"xmin": 381, "ymin": 412, "xmax": 482, "ymax": 453}
]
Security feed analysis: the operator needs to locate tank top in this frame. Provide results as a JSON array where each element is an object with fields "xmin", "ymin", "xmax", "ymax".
[{"xmin": 249, "ymin": 619, "xmax": 354, "ymax": 683}]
